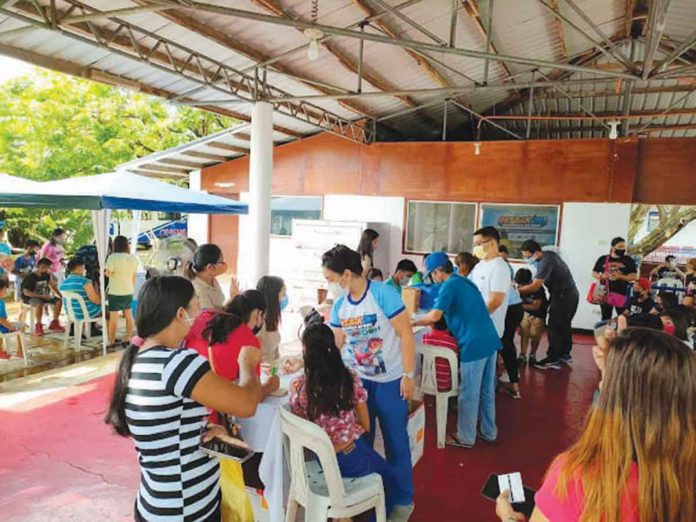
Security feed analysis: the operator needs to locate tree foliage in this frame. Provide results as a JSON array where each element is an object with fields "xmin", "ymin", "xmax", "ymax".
[{"xmin": 0, "ymin": 69, "xmax": 234, "ymax": 248}]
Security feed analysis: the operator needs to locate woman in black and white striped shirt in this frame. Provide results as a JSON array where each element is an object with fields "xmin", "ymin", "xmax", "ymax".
[{"xmin": 105, "ymin": 276, "xmax": 263, "ymax": 521}]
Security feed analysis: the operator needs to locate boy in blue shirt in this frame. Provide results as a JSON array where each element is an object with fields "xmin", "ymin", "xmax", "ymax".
[{"xmin": 413, "ymin": 251, "xmax": 501, "ymax": 448}]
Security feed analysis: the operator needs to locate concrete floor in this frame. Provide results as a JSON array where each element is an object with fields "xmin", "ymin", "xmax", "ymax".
[{"xmin": 0, "ymin": 332, "xmax": 599, "ymax": 521}]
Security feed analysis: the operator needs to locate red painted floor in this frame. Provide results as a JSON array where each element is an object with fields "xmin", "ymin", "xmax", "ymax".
[{"xmin": 0, "ymin": 335, "xmax": 598, "ymax": 521}]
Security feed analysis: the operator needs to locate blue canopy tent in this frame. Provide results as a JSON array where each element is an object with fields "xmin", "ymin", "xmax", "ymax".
[{"xmin": 0, "ymin": 172, "xmax": 248, "ymax": 354}]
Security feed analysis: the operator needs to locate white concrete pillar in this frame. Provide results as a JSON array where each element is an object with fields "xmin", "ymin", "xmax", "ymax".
[
  {"xmin": 187, "ymin": 170, "xmax": 210, "ymax": 245},
  {"xmin": 248, "ymin": 101, "xmax": 273, "ymax": 285}
]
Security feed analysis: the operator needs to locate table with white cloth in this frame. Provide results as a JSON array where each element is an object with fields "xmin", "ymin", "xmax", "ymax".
[{"xmin": 237, "ymin": 372, "xmax": 297, "ymax": 522}]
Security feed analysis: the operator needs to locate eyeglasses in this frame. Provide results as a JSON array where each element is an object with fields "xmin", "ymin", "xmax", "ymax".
[{"xmin": 473, "ymin": 238, "xmax": 494, "ymax": 247}]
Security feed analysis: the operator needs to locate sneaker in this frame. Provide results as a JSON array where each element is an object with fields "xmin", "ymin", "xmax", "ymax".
[
  {"xmin": 34, "ymin": 324, "xmax": 44, "ymax": 337},
  {"xmin": 389, "ymin": 502, "xmax": 415, "ymax": 521},
  {"xmin": 499, "ymin": 371, "xmax": 510, "ymax": 383},
  {"xmin": 534, "ymin": 357, "xmax": 562, "ymax": 370},
  {"xmin": 48, "ymin": 320, "xmax": 65, "ymax": 333},
  {"xmin": 529, "ymin": 354, "xmax": 537, "ymax": 365},
  {"xmin": 560, "ymin": 354, "xmax": 574, "ymax": 366},
  {"xmin": 478, "ymin": 429, "xmax": 498, "ymax": 444},
  {"xmin": 517, "ymin": 355, "xmax": 528, "ymax": 366}
]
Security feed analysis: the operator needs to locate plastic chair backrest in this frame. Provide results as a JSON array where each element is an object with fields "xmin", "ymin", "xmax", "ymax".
[
  {"xmin": 279, "ymin": 407, "xmax": 348, "ymax": 507},
  {"xmin": 416, "ymin": 343, "xmax": 459, "ymax": 395},
  {"xmin": 62, "ymin": 291, "xmax": 91, "ymax": 322}
]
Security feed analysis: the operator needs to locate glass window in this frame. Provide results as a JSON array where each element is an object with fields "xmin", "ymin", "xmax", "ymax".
[
  {"xmin": 405, "ymin": 201, "xmax": 477, "ymax": 254},
  {"xmin": 271, "ymin": 196, "xmax": 322, "ymax": 236}
]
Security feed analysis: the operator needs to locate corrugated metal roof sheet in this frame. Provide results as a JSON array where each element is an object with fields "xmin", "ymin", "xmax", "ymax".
[{"xmin": 0, "ymin": 0, "xmax": 693, "ymax": 142}]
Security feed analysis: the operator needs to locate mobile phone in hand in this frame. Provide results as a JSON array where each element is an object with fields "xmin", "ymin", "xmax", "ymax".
[{"xmin": 481, "ymin": 473, "xmax": 537, "ymax": 518}]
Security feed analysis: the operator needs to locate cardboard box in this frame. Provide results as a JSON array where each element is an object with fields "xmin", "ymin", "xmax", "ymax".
[
  {"xmin": 408, "ymin": 400, "xmax": 425, "ymax": 467},
  {"xmin": 402, "ymin": 287, "xmax": 421, "ymax": 317}
]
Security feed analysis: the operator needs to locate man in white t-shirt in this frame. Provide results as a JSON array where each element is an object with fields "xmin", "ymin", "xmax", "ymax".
[{"xmin": 470, "ymin": 226, "xmax": 511, "ymax": 337}]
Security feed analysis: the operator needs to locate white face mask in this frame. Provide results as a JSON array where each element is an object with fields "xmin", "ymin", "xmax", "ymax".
[{"xmin": 328, "ymin": 282, "xmax": 345, "ymax": 299}]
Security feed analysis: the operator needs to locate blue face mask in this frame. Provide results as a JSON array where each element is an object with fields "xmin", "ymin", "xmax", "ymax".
[
  {"xmin": 526, "ymin": 256, "xmax": 540, "ymax": 268},
  {"xmin": 279, "ymin": 295, "xmax": 289, "ymax": 311}
]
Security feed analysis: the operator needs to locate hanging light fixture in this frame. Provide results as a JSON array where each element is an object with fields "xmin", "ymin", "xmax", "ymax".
[
  {"xmin": 608, "ymin": 121, "xmax": 621, "ymax": 140},
  {"xmin": 304, "ymin": 0, "xmax": 323, "ymax": 61}
]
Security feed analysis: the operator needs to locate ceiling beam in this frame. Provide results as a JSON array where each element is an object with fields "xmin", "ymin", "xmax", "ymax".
[
  {"xmin": 132, "ymin": 168, "xmax": 188, "ymax": 179},
  {"xmin": 483, "ymin": 107, "xmax": 696, "ymax": 121},
  {"xmin": 461, "ymin": 0, "xmax": 513, "ymax": 84},
  {"xmin": 531, "ymin": 82, "xmax": 696, "ymax": 100},
  {"xmin": 536, "ymin": 0, "xmax": 636, "ymax": 73},
  {"xmin": 2, "ymin": 1, "xmax": 371, "ymax": 143},
  {"xmin": 206, "ymin": 142, "xmax": 250, "ymax": 154},
  {"xmin": 642, "ymin": 0, "xmax": 672, "ymax": 79},
  {"xmin": 143, "ymin": 1, "xmax": 638, "ymax": 80},
  {"xmin": 544, "ymin": 0, "xmax": 567, "ymax": 63},
  {"xmin": 652, "ymin": 29, "xmax": 696, "ymax": 75},
  {"xmin": 135, "ymin": 2, "xmax": 377, "ymax": 119},
  {"xmin": 249, "ymin": 0, "xmax": 420, "ymax": 111},
  {"xmin": 156, "ymin": 158, "xmax": 208, "ymax": 169},
  {"xmin": 0, "ymin": 41, "xmax": 302, "ymax": 138},
  {"xmin": 351, "ymin": 0, "xmax": 454, "ymax": 90},
  {"xmin": 186, "ymin": 150, "xmax": 230, "ymax": 162}
]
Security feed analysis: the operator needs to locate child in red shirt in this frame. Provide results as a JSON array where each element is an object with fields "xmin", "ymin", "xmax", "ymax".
[{"xmin": 422, "ymin": 317, "xmax": 459, "ymax": 392}]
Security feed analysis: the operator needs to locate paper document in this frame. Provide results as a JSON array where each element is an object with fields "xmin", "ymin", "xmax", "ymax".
[{"xmin": 498, "ymin": 472, "xmax": 525, "ymax": 503}]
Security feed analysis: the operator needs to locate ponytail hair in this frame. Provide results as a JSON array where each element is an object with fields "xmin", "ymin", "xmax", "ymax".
[
  {"xmin": 185, "ymin": 243, "xmax": 223, "ymax": 280},
  {"xmin": 105, "ymin": 276, "xmax": 195, "ymax": 436},
  {"xmin": 302, "ymin": 323, "xmax": 355, "ymax": 421},
  {"xmin": 203, "ymin": 290, "xmax": 266, "ymax": 346}
]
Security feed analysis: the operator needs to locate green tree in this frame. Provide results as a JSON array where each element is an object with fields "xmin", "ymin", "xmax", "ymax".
[{"xmin": 0, "ymin": 69, "xmax": 234, "ymax": 248}]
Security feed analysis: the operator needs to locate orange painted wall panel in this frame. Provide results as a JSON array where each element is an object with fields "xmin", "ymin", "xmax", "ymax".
[{"xmin": 202, "ymin": 134, "xmax": 694, "ymax": 205}]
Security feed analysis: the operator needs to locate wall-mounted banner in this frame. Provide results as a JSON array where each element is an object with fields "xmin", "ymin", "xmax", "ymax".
[{"xmin": 479, "ymin": 204, "xmax": 560, "ymax": 258}]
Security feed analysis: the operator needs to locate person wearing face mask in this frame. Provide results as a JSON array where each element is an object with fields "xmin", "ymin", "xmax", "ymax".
[
  {"xmin": 322, "ymin": 244, "xmax": 416, "ymax": 520},
  {"xmin": 385, "ymin": 259, "xmax": 418, "ymax": 295},
  {"xmin": 256, "ymin": 275, "xmax": 288, "ymax": 364},
  {"xmin": 184, "ymin": 289, "xmax": 280, "ymax": 399},
  {"xmin": 591, "ymin": 237, "xmax": 637, "ymax": 320},
  {"xmin": 20, "ymin": 257, "xmax": 65, "ymax": 336},
  {"xmin": 105, "ymin": 276, "xmax": 264, "ymax": 522},
  {"xmin": 12, "ymin": 239, "xmax": 40, "ymax": 301},
  {"xmin": 413, "ymin": 252, "xmax": 501, "ymax": 448},
  {"xmin": 625, "ymin": 278, "xmax": 656, "ymax": 316},
  {"xmin": 186, "ymin": 243, "xmax": 229, "ymax": 311},
  {"xmin": 519, "ymin": 240, "xmax": 578, "ymax": 370},
  {"xmin": 469, "ymin": 227, "xmax": 516, "ymax": 395},
  {"xmin": 39, "ymin": 227, "xmax": 67, "ymax": 285}
]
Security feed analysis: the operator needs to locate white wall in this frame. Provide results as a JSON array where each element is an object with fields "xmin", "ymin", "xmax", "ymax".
[
  {"xmin": 187, "ymin": 170, "xmax": 210, "ymax": 246},
  {"xmin": 560, "ymin": 202, "xmax": 632, "ymax": 329},
  {"xmin": 323, "ymin": 195, "xmax": 421, "ymax": 275}
]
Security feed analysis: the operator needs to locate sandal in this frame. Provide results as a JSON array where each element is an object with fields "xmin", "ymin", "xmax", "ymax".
[{"xmin": 446, "ymin": 433, "xmax": 474, "ymax": 449}]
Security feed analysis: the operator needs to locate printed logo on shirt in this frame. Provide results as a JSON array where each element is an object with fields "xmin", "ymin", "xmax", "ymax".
[{"xmin": 340, "ymin": 314, "xmax": 387, "ymax": 376}]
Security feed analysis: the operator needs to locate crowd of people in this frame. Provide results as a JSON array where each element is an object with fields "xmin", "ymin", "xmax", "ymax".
[{"xmin": 1, "ymin": 222, "xmax": 695, "ymax": 521}]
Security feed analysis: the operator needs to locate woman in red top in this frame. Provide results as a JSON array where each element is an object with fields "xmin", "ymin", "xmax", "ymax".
[
  {"xmin": 495, "ymin": 328, "xmax": 695, "ymax": 522},
  {"xmin": 185, "ymin": 290, "xmax": 279, "ymax": 395}
]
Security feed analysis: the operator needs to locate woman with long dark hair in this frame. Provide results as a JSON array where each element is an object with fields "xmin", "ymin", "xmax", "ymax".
[
  {"xmin": 105, "ymin": 276, "xmax": 262, "ymax": 522},
  {"xmin": 289, "ymin": 323, "xmax": 398, "ymax": 518},
  {"xmin": 496, "ymin": 328, "xmax": 696, "ymax": 522},
  {"xmin": 186, "ymin": 244, "xmax": 228, "ymax": 310},
  {"xmin": 357, "ymin": 228, "xmax": 380, "ymax": 276},
  {"xmin": 591, "ymin": 237, "xmax": 637, "ymax": 320},
  {"xmin": 184, "ymin": 289, "xmax": 279, "ymax": 395},
  {"xmin": 322, "ymin": 244, "xmax": 415, "ymax": 519},
  {"xmin": 256, "ymin": 275, "xmax": 287, "ymax": 363}
]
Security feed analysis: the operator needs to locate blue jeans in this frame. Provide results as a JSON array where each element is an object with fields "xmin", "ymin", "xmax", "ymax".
[
  {"xmin": 457, "ymin": 353, "xmax": 497, "ymax": 445},
  {"xmin": 361, "ymin": 378, "xmax": 414, "ymax": 506},
  {"xmin": 336, "ymin": 438, "xmax": 397, "ymax": 516}
]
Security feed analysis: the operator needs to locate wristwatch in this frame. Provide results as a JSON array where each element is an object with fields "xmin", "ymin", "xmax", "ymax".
[{"xmin": 402, "ymin": 371, "xmax": 414, "ymax": 379}]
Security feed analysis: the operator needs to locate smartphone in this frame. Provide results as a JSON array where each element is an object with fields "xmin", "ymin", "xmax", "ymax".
[
  {"xmin": 199, "ymin": 438, "xmax": 254, "ymax": 464},
  {"xmin": 481, "ymin": 473, "xmax": 536, "ymax": 518}
]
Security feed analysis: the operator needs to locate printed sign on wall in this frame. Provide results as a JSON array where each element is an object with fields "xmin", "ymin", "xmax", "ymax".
[{"xmin": 479, "ymin": 204, "xmax": 560, "ymax": 258}]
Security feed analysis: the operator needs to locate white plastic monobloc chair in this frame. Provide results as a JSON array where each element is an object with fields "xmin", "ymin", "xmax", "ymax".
[
  {"xmin": 0, "ymin": 329, "xmax": 28, "ymax": 365},
  {"xmin": 62, "ymin": 291, "xmax": 101, "ymax": 352},
  {"xmin": 279, "ymin": 407, "xmax": 387, "ymax": 522},
  {"xmin": 416, "ymin": 343, "xmax": 459, "ymax": 449}
]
